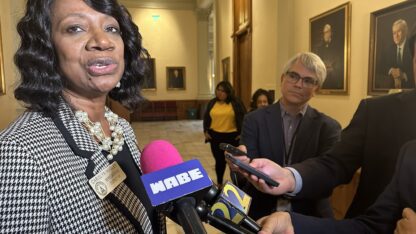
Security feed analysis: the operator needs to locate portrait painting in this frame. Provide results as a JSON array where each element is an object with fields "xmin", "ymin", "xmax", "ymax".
[
  {"xmin": 142, "ymin": 58, "xmax": 156, "ymax": 90},
  {"xmin": 0, "ymin": 21, "xmax": 5, "ymax": 95},
  {"xmin": 222, "ymin": 57, "xmax": 230, "ymax": 81},
  {"xmin": 166, "ymin": 67, "xmax": 186, "ymax": 90},
  {"xmin": 310, "ymin": 2, "xmax": 351, "ymax": 95},
  {"xmin": 368, "ymin": 1, "xmax": 416, "ymax": 95}
]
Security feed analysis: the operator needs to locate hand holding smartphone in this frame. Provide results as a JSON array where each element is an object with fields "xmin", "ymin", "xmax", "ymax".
[{"xmin": 220, "ymin": 143, "xmax": 280, "ymax": 187}]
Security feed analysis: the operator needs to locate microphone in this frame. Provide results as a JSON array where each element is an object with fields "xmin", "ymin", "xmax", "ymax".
[
  {"xmin": 140, "ymin": 140, "xmax": 210, "ymax": 234},
  {"xmin": 204, "ymin": 182, "xmax": 261, "ymax": 233}
]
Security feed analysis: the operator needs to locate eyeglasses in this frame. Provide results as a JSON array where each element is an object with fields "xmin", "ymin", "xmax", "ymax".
[{"xmin": 284, "ymin": 71, "xmax": 318, "ymax": 88}]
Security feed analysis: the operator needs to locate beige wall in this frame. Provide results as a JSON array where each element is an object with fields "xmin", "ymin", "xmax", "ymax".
[
  {"xmin": 252, "ymin": 0, "xmax": 279, "ymax": 93},
  {"xmin": 215, "ymin": 0, "xmax": 233, "ymax": 85},
  {"xmin": 282, "ymin": 0, "xmax": 406, "ymax": 127},
  {"xmin": 0, "ymin": 0, "xmax": 24, "ymax": 130},
  {"xmin": 128, "ymin": 8, "xmax": 198, "ymax": 101}
]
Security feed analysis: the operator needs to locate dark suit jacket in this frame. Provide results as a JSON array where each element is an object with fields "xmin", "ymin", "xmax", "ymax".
[
  {"xmin": 290, "ymin": 140, "xmax": 416, "ymax": 234},
  {"xmin": 377, "ymin": 40, "xmax": 414, "ymax": 89},
  {"xmin": 293, "ymin": 89, "xmax": 416, "ymax": 218},
  {"xmin": 239, "ymin": 102, "xmax": 341, "ymax": 220}
]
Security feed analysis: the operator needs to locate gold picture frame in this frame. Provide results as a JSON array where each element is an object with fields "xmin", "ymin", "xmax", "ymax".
[
  {"xmin": 0, "ymin": 21, "xmax": 5, "ymax": 95},
  {"xmin": 142, "ymin": 58, "xmax": 156, "ymax": 91},
  {"xmin": 166, "ymin": 66, "xmax": 186, "ymax": 90},
  {"xmin": 367, "ymin": 1, "xmax": 416, "ymax": 95},
  {"xmin": 310, "ymin": 2, "xmax": 351, "ymax": 95}
]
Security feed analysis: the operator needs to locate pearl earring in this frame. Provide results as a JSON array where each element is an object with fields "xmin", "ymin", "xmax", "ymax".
[{"xmin": 116, "ymin": 81, "xmax": 121, "ymax": 88}]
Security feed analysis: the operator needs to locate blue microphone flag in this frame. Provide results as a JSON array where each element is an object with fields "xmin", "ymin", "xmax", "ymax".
[{"xmin": 141, "ymin": 159, "xmax": 213, "ymax": 207}]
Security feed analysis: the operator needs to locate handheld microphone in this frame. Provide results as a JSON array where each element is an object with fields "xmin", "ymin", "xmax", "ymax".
[
  {"xmin": 204, "ymin": 181, "xmax": 261, "ymax": 233},
  {"xmin": 140, "ymin": 140, "xmax": 210, "ymax": 234}
]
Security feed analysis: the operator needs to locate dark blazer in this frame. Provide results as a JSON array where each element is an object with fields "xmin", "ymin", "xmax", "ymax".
[
  {"xmin": 239, "ymin": 102, "xmax": 341, "ymax": 220},
  {"xmin": 377, "ymin": 40, "xmax": 414, "ymax": 89},
  {"xmin": 0, "ymin": 101, "xmax": 163, "ymax": 233},
  {"xmin": 290, "ymin": 140, "xmax": 416, "ymax": 234},
  {"xmin": 293, "ymin": 89, "xmax": 416, "ymax": 218}
]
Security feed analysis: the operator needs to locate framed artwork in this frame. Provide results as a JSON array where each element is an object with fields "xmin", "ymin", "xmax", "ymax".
[
  {"xmin": 166, "ymin": 66, "xmax": 186, "ymax": 90},
  {"xmin": 142, "ymin": 58, "xmax": 156, "ymax": 90},
  {"xmin": 310, "ymin": 2, "xmax": 351, "ymax": 95},
  {"xmin": 0, "ymin": 21, "xmax": 5, "ymax": 95},
  {"xmin": 368, "ymin": 1, "xmax": 416, "ymax": 95},
  {"xmin": 222, "ymin": 57, "xmax": 230, "ymax": 81}
]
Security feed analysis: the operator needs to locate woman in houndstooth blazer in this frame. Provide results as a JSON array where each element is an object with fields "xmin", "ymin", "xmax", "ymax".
[{"xmin": 0, "ymin": 0, "xmax": 165, "ymax": 233}]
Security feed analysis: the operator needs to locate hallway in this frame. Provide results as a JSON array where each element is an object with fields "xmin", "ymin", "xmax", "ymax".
[{"xmin": 132, "ymin": 120, "xmax": 231, "ymax": 233}]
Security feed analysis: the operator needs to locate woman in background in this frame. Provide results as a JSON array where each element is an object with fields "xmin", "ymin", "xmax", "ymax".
[
  {"xmin": 203, "ymin": 81, "xmax": 247, "ymax": 187},
  {"xmin": 0, "ymin": 0, "xmax": 164, "ymax": 232},
  {"xmin": 249, "ymin": 88, "xmax": 274, "ymax": 112}
]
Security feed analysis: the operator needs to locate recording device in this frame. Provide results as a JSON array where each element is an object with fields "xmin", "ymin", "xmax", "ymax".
[
  {"xmin": 220, "ymin": 143, "xmax": 280, "ymax": 187},
  {"xmin": 219, "ymin": 143, "xmax": 249, "ymax": 156},
  {"xmin": 140, "ymin": 140, "xmax": 209, "ymax": 233}
]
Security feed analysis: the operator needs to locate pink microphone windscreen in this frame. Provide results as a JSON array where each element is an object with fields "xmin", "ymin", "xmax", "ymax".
[{"xmin": 140, "ymin": 140, "xmax": 184, "ymax": 174}]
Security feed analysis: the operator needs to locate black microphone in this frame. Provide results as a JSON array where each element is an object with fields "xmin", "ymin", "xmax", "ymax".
[
  {"xmin": 196, "ymin": 200, "xmax": 255, "ymax": 234},
  {"xmin": 203, "ymin": 182, "xmax": 261, "ymax": 233}
]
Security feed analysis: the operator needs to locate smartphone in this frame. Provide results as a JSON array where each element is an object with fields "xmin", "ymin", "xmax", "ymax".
[{"xmin": 221, "ymin": 144, "xmax": 279, "ymax": 187}]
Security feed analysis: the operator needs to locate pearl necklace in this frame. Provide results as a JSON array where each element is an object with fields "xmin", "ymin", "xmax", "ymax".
[{"xmin": 75, "ymin": 108, "xmax": 125, "ymax": 160}]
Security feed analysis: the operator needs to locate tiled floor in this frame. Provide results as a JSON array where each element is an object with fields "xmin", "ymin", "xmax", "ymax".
[{"xmin": 132, "ymin": 120, "xmax": 230, "ymax": 234}]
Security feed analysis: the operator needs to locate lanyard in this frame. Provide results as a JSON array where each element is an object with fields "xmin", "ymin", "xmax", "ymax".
[{"xmin": 281, "ymin": 118, "xmax": 302, "ymax": 166}]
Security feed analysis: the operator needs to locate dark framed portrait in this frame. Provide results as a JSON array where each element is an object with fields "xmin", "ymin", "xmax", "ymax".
[
  {"xmin": 0, "ymin": 21, "xmax": 5, "ymax": 95},
  {"xmin": 222, "ymin": 57, "xmax": 230, "ymax": 81},
  {"xmin": 368, "ymin": 1, "xmax": 416, "ymax": 96},
  {"xmin": 142, "ymin": 58, "xmax": 156, "ymax": 90},
  {"xmin": 166, "ymin": 66, "xmax": 186, "ymax": 90},
  {"xmin": 310, "ymin": 2, "xmax": 351, "ymax": 95}
]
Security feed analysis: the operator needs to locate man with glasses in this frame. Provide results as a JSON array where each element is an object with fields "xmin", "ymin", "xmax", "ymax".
[
  {"xmin": 239, "ymin": 25, "xmax": 416, "ymax": 229},
  {"xmin": 234, "ymin": 52, "xmax": 341, "ymax": 220}
]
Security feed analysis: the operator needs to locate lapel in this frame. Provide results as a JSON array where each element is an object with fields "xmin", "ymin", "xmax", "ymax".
[
  {"xmin": 265, "ymin": 103, "xmax": 285, "ymax": 165},
  {"xmin": 56, "ymin": 100, "xmax": 153, "ymax": 233},
  {"xmin": 291, "ymin": 106, "xmax": 316, "ymax": 163}
]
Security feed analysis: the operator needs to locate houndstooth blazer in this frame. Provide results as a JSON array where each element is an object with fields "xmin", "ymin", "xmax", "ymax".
[{"xmin": 0, "ymin": 101, "xmax": 165, "ymax": 233}]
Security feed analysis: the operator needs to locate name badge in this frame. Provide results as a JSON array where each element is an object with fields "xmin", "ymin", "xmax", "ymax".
[{"xmin": 89, "ymin": 162, "xmax": 126, "ymax": 199}]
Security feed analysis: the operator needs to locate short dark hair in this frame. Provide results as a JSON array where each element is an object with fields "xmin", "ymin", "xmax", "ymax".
[
  {"xmin": 250, "ymin": 88, "xmax": 273, "ymax": 109},
  {"xmin": 215, "ymin": 80, "xmax": 235, "ymax": 103},
  {"xmin": 14, "ymin": 0, "xmax": 148, "ymax": 116}
]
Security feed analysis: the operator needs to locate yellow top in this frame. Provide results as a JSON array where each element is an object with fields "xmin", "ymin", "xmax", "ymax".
[{"xmin": 210, "ymin": 102, "xmax": 237, "ymax": 133}]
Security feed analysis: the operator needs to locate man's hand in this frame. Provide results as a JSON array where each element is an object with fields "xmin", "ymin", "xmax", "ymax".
[
  {"xmin": 390, "ymin": 68, "xmax": 402, "ymax": 79},
  {"xmin": 243, "ymin": 158, "xmax": 296, "ymax": 195},
  {"xmin": 395, "ymin": 208, "xmax": 416, "ymax": 234},
  {"xmin": 257, "ymin": 212, "xmax": 294, "ymax": 234}
]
